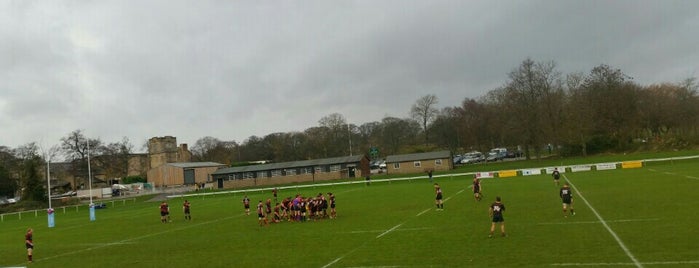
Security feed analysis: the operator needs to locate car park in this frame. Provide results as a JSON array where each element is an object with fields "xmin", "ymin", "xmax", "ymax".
[
  {"xmin": 485, "ymin": 152, "xmax": 506, "ymax": 162},
  {"xmin": 459, "ymin": 152, "xmax": 484, "ymax": 164}
]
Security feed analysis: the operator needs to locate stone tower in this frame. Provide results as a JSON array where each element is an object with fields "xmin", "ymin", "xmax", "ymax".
[{"xmin": 148, "ymin": 136, "xmax": 192, "ymax": 168}]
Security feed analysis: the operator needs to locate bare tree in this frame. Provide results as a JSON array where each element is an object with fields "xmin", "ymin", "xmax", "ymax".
[
  {"xmin": 502, "ymin": 59, "xmax": 562, "ymax": 159},
  {"xmin": 95, "ymin": 137, "xmax": 133, "ymax": 181},
  {"xmin": 59, "ymin": 130, "xmax": 102, "ymax": 190},
  {"xmin": 411, "ymin": 94, "xmax": 439, "ymax": 145}
]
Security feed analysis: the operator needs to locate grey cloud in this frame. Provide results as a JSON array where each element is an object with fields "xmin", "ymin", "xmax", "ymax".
[{"xmin": 2, "ymin": 0, "xmax": 698, "ymax": 149}]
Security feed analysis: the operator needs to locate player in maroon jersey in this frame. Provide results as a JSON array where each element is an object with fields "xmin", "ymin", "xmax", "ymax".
[
  {"xmin": 265, "ymin": 199, "xmax": 273, "ymax": 220},
  {"xmin": 473, "ymin": 175, "xmax": 482, "ymax": 202},
  {"xmin": 273, "ymin": 203, "xmax": 282, "ymax": 223},
  {"xmin": 489, "ymin": 196, "xmax": 506, "ymax": 237},
  {"xmin": 183, "ymin": 200, "xmax": 191, "ymax": 221},
  {"xmin": 25, "ymin": 228, "xmax": 34, "ymax": 263},
  {"xmin": 434, "ymin": 183, "xmax": 444, "ymax": 210},
  {"xmin": 159, "ymin": 201, "xmax": 170, "ymax": 223}
]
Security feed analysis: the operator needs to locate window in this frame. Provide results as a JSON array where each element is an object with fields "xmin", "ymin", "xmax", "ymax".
[
  {"xmin": 244, "ymin": 172, "xmax": 254, "ymax": 179},
  {"xmin": 257, "ymin": 171, "xmax": 267, "ymax": 178},
  {"xmin": 330, "ymin": 165, "xmax": 341, "ymax": 172},
  {"xmin": 393, "ymin": 163, "xmax": 400, "ymax": 169},
  {"xmin": 302, "ymin": 167, "xmax": 313, "ymax": 174},
  {"xmin": 285, "ymin": 169, "xmax": 297, "ymax": 176},
  {"xmin": 315, "ymin": 167, "xmax": 323, "ymax": 174},
  {"xmin": 414, "ymin": 161, "xmax": 421, "ymax": 167},
  {"xmin": 271, "ymin": 170, "xmax": 282, "ymax": 177},
  {"xmin": 435, "ymin": 159, "xmax": 442, "ymax": 165}
]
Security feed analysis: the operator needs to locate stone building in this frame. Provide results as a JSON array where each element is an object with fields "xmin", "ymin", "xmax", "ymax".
[
  {"xmin": 384, "ymin": 150, "xmax": 453, "ymax": 175},
  {"xmin": 147, "ymin": 136, "xmax": 192, "ymax": 169},
  {"xmin": 211, "ymin": 155, "xmax": 370, "ymax": 189},
  {"xmin": 147, "ymin": 162, "xmax": 226, "ymax": 187}
]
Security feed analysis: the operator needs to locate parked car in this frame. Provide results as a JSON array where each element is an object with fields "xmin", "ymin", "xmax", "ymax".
[
  {"xmin": 485, "ymin": 152, "xmax": 505, "ymax": 162},
  {"xmin": 460, "ymin": 152, "xmax": 484, "ymax": 164},
  {"xmin": 452, "ymin": 155, "xmax": 463, "ymax": 165}
]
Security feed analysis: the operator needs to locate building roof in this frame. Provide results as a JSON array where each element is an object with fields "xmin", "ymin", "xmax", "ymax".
[
  {"xmin": 385, "ymin": 150, "xmax": 451, "ymax": 163},
  {"xmin": 166, "ymin": 162, "xmax": 227, "ymax": 168},
  {"xmin": 213, "ymin": 155, "xmax": 366, "ymax": 175}
]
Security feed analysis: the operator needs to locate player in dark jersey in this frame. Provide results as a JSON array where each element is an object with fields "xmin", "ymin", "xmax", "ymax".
[
  {"xmin": 292, "ymin": 195, "xmax": 301, "ymax": 222},
  {"xmin": 560, "ymin": 183, "xmax": 575, "ymax": 217},
  {"xmin": 183, "ymin": 200, "xmax": 191, "ymax": 221},
  {"xmin": 242, "ymin": 196, "xmax": 251, "ymax": 215},
  {"xmin": 272, "ymin": 188, "xmax": 278, "ymax": 202},
  {"xmin": 552, "ymin": 168, "xmax": 561, "ymax": 186},
  {"xmin": 320, "ymin": 193, "xmax": 328, "ymax": 219},
  {"xmin": 489, "ymin": 196, "xmax": 506, "ymax": 237},
  {"xmin": 25, "ymin": 228, "xmax": 33, "ymax": 263},
  {"xmin": 257, "ymin": 201, "xmax": 268, "ymax": 226},
  {"xmin": 327, "ymin": 192, "xmax": 336, "ymax": 219},
  {"xmin": 473, "ymin": 175, "xmax": 482, "ymax": 202},
  {"xmin": 159, "ymin": 201, "xmax": 170, "ymax": 223},
  {"xmin": 434, "ymin": 183, "xmax": 444, "ymax": 210},
  {"xmin": 299, "ymin": 198, "xmax": 307, "ymax": 222}
]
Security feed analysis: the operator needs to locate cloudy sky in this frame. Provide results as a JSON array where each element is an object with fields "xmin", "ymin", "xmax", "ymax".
[{"xmin": 2, "ymin": 1, "xmax": 698, "ymax": 151}]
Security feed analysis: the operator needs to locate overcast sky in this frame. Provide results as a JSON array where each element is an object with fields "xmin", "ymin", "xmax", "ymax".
[{"xmin": 2, "ymin": 1, "xmax": 698, "ymax": 152}]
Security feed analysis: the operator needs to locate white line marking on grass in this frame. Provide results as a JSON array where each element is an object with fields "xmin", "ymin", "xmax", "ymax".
[
  {"xmin": 563, "ymin": 175, "xmax": 643, "ymax": 268},
  {"xmin": 551, "ymin": 260, "xmax": 699, "ymax": 266},
  {"xmin": 322, "ymin": 188, "xmax": 466, "ymax": 267},
  {"xmin": 347, "ymin": 265, "xmax": 405, "ymax": 268},
  {"xmin": 322, "ymin": 257, "xmax": 344, "ymax": 268},
  {"xmin": 686, "ymin": 176, "xmax": 699, "ymax": 180},
  {"xmin": 416, "ymin": 208, "xmax": 431, "ymax": 217},
  {"xmin": 376, "ymin": 222, "xmax": 404, "ymax": 238},
  {"xmin": 664, "ymin": 172, "xmax": 676, "ymax": 175},
  {"xmin": 76, "ymin": 242, "xmax": 138, "ymax": 246},
  {"xmin": 321, "ymin": 244, "xmax": 365, "ymax": 268},
  {"xmin": 442, "ymin": 188, "xmax": 464, "ymax": 203},
  {"xmin": 20, "ymin": 214, "xmax": 243, "ymax": 266},
  {"xmin": 347, "ymin": 227, "xmax": 433, "ymax": 234},
  {"xmin": 538, "ymin": 218, "xmax": 659, "ymax": 225}
]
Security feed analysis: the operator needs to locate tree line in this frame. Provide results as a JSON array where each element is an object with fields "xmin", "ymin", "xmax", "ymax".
[
  {"xmin": 194, "ymin": 59, "xmax": 698, "ymax": 164},
  {"xmin": 2, "ymin": 58, "xmax": 698, "ymax": 203}
]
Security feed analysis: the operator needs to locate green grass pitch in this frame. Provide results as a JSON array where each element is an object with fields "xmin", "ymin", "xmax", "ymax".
[{"xmin": 1, "ymin": 158, "xmax": 698, "ymax": 267}]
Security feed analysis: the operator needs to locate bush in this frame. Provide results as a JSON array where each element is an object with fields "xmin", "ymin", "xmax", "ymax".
[{"xmin": 122, "ymin": 176, "xmax": 146, "ymax": 184}]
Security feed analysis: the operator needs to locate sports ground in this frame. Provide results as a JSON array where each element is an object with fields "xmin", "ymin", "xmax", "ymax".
[{"xmin": 1, "ymin": 157, "xmax": 698, "ymax": 267}]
